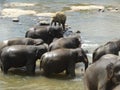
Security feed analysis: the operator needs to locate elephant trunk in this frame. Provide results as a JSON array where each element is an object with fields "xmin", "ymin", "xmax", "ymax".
[
  {"xmin": 81, "ymin": 49, "xmax": 89, "ymax": 70},
  {"xmin": 84, "ymin": 58, "xmax": 88, "ymax": 70}
]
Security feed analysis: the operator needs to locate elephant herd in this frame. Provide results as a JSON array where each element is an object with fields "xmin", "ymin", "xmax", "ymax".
[
  {"xmin": 0, "ymin": 12, "xmax": 88, "ymax": 79},
  {"xmin": 84, "ymin": 39, "xmax": 120, "ymax": 90},
  {"xmin": 0, "ymin": 11, "xmax": 120, "ymax": 90}
]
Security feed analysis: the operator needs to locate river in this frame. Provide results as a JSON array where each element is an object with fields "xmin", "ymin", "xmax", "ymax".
[{"xmin": 0, "ymin": 0, "xmax": 120, "ymax": 90}]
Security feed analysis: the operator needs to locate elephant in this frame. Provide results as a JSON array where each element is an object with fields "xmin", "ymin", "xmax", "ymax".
[
  {"xmin": 112, "ymin": 85, "xmax": 120, "ymax": 90},
  {"xmin": 40, "ymin": 48, "xmax": 88, "ymax": 78},
  {"xmin": 84, "ymin": 54, "xmax": 120, "ymax": 90},
  {"xmin": 0, "ymin": 37, "xmax": 44, "ymax": 50},
  {"xmin": 0, "ymin": 44, "xmax": 48, "ymax": 75},
  {"xmin": 51, "ymin": 12, "xmax": 66, "ymax": 31},
  {"xmin": 25, "ymin": 26, "xmax": 63, "ymax": 44},
  {"xmin": 92, "ymin": 39, "xmax": 120, "ymax": 62},
  {"xmin": 48, "ymin": 36, "xmax": 81, "ymax": 51}
]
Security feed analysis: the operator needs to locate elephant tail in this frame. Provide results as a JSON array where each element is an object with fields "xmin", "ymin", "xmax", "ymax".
[{"xmin": 81, "ymin": 48, "xmax": 89, "ymax": 70}]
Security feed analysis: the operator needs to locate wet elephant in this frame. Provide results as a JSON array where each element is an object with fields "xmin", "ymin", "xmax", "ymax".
[
  {"xmin": 0, "ymin": 37, "xmax": 44, "ymax": 50},
  {"xmin": 48, "ymin": 36, "xmax": 81, "ymax": 51},
  {"xmin": 84, "ymin": 54, "xmax": 120, "ymax": 90},
  {"xmin": 25, "ymin": 26, "xmax": 63, "ymax": 44},
  {"xmin": 92, "ymin": 39, "xmax": 120, "ymax": 62},
  {"xmin": 0, "ymin": 44, "xmax": 48, "ymax": 75},
  {"xmin": 40, "ymin": 48, "xmax": 88, "ymax": 78},
  {"xmin": 51, "ymin": 12, "xmax": 66, "ymax": 31},
  {"xmin": 112, "ymin": 85, "xmax": 120, "ymax": 90}
]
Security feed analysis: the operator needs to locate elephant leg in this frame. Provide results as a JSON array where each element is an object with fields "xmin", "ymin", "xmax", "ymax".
[
  {"xmin": 44, "ymin": 71, "xmax": 51, "ymax": 77},
  {"xmin": 3, "ymin": 68, "xmax": 8, "ymax": 74},
  {"xmin": 62, "ymin": 23, "xmax": 65, "ymax": 31},
  {"xmin": 2, "ymin": 61, "xmax": 9, "ymax": 74},
  {"xmin": 26, "ymin": 62, "xmax": 36, "ymax": 76},
  {"xmin": 58, "ymin": 22, "xmax": 61, "ymax": 26},
  {"xmin": 66, "ymin": 62, "xmax": 75, "ymax": 78},
  {"xmin": 66, "ymin": 69, "xmax": 69, "ymax": 75},
  {"xmin": 51, "ymin": 21, "xmax": 53, "ymax": 26},
  {"xmin": 54, "ymin": 22, "xmax": 57, "ymax": 26}
]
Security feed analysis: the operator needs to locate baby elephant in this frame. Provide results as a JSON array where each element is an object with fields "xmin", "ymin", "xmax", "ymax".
[
  {"xmin": 48, "ymin": 36, "xmax": 81, "ymax": 51},
  {"xmin": 0, "ymin": 44, "xmax": 48, "ymax": 75},
  {"xmin": 40, "ymin": 48, "xmax": 88, "ymax": 78},
  {"xmin": 84, "ymin": 54, "xmax": 120, "ymax": 90},
  {"xmin": 51, "ymin": 12, "xmax": 66, "ymax": 31}
]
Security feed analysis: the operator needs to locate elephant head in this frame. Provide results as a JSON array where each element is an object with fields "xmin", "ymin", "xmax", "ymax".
[
  {"xmin": 48, "ymin": 26, "xmax": 63, "ymax": 38},
  {"xmin": 106, "ymin": 60, "xmax": 120, "ymax": 85},
  {"xmin": 73, "ymin": 48, "xmax": 89, "ymax": 70},
  {"xmin": 35, "ymin": 43, "xmax": 48, "ymax": 59}
]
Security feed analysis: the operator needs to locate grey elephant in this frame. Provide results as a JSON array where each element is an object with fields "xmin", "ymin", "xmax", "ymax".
[
  {"xmin": 25, "ymin": 26, "xmax": 63, "ymax": 44},
  {"xmin": 0, "ymin": 44, "xmax": 48, "ymax": 75},
  {"xmin": 84, "ymin": 54, "xmax": 120, "ymax": 90},
  {"xmin": 51, "ymin": 12, "xmax": 66, "ymax": 31},
  {"xmin": 40, "ymin": 48, "xmax": 88, "ymax": 78},
  {"xmin": 48, "ymin": 36, "xmax": 81, "ymax": 51},
  {"xmin": 0, "ymin": 37, "xmax": 44, "ymax": 50},
  {"xmin": 93, "ymin": 39, "xmax": 120, "ymax": 62},
  {"xmin": 112, "ymin": 85, "xmax": 120, "ymax": 90}
]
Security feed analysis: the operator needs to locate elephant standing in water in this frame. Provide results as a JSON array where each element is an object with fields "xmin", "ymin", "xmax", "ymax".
[
  {"xmin": 51, "ymin": 12, "xmax": 66, "ymax": 31},
  {"xmin": 48, "ymin": 36, "xmax": 81, "ymax": 51},
  {"xmin": 93, "ymin": 39, "xmax": 120, "ymax": 62},
  {"xmin": 0, "ymin": 37, "xmax": 44, "ymax": 50},
  {"xmin": 25, "ymin": 26, "xmax": 63, "ymax": 44},
  {"xmin": 40, "ymin": 48, "xmax": 88, "ymax": 78},
  {"xmin": 84, "ymin": 54, "xmax": 120, "ymax": 90},
  {"xmin": 0, "ymin": 44, "xmax": 48, "ymax": 75},
  {"xmin": 112, "ymin": 85, "xmax": 120, "ymax": 90}
]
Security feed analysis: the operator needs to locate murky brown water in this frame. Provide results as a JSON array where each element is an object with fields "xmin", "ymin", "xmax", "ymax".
[{"xmin": 0, "ymin": 61, "xmax": 85, "ymax": 90}]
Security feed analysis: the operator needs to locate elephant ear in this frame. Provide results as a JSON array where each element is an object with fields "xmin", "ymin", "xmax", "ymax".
[
  {"xmin": 47, "ymin": 27, "xmax": 54, "ymax": 35},
  {"xmin": 106, "ymin": 63, "xmax": 114, "ymax": 80}
]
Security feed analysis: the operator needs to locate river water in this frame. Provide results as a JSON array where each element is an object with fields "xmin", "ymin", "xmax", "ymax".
[{"xmin": 0, "ymin": 0, "xmax": 120, "ymax": 90}]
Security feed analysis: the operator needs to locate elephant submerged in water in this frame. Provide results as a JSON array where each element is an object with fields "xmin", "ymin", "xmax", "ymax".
[
  {"xmin": 40, "ymin": 48, "xmax": 88, "ymax": 78},
  {"xmin": 84, "ymin": 54, "xmax": 120, "ymax": 90},
  {"xmin": 48, "ymin": 36, "xmax": 81, "ymax": 51},
  {"xmin": 25, "ymin": 26, "xmax": 63, "ymax": 44},
  {"xmin": 0, "ymin": 44, "xmax": 48, "ymax": 75},
  {"xmin": 92, "ymin": 39, "xmax": 120, "ymax": 62}
]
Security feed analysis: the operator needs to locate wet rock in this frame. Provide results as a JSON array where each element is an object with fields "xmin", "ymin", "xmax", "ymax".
[
  {"xmin": 98, "ymin": 8, "xmax": 105, "ymax": 12},
  {"xmin": 39, "ymin": 20, "xmax": 50, "ymax": 26},
  {"xmin": 76, "ymin": 30, "xmax": 81, "ymax": 33},
  {"xmin": 12, "ymin": 17, "xmax": 19, "ymax": 22}
]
